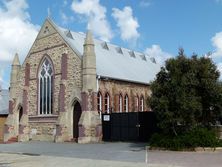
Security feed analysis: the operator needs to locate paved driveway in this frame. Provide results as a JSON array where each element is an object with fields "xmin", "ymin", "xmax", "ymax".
[
  {"xmin": 0, "ymin": 141, "xmax": 222, "ymax": 167},
  {"xmin": 0, "ymin": 142, "xmax": 147, "ymax": 163}
]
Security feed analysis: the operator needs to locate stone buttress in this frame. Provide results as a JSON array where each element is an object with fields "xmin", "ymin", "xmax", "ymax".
[{"xmin": 78, "ymin": 31, "xmax": 102, "ymax": 143}]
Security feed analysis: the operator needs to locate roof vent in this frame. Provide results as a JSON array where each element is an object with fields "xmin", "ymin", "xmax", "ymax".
[
  {"xmin": 101, "ymin": 42, "xmax": 109, "ymax": 50},
  {"xmin": 140, "ymin": 54, "xmax": 147, "ymax": 61},
  {"xmin": 116, "ymin": 47, "xmax": 123, "ymax": 54},
  {"xmin": 150, "ymin": 57, "xmax": 156, "ymax": 64},
  {"xmin": 129, "ymin": 51, "xmax": 136, "ymax": 58},
  {"xmin": 65, "ymin": 30, "xmax": 74, "ymax": 39}
]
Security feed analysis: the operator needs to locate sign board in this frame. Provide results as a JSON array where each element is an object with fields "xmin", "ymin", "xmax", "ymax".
[{"xmin": 103, "ymin": 115, "xmax": 110, "ymax": 121}]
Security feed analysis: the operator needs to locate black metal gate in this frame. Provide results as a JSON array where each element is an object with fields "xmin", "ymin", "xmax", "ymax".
[{"xmin": 102, "ymin": 112, "xmax": 158, "ymax": 142}]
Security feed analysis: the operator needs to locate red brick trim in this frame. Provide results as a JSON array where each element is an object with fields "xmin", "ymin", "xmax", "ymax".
[
  {"xmin": 25, "ymin": 63, "xmax": 30, "ymax": 86},
  {"xmin": 23, "ymin": 90, "xmax": 28, "ymax": 115},
  {"xmin": 9, "ymin": 100, "xmax": 14, "ymax": 114},
  {"xmin": 19, "ymin": 124, "xmax": 26, "ymax": 134},
  {"xmin": 61, "ymin": 53, "xmax": 68, "ymax": 80},
  {"xmin": 91, "ymin": 92, "xmax": 97, "ymax": 111}
]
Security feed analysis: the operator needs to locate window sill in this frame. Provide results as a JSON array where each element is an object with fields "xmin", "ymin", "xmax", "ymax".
[{"xmin": 28, "ymin": 115, "xmax": 59, "ymax": 123}]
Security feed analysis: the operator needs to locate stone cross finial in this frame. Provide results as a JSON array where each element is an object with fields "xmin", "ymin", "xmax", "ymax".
[{"xmin": 47, "ymin": 7, "xmax": 51, "ymax": 18}]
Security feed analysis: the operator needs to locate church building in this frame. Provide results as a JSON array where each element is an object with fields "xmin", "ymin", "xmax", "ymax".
[{"xmin": 4, "ymin": 18, "xmax": 160, "ymax": 143}]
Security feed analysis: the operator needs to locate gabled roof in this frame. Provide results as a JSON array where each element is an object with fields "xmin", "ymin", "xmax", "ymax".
[
  {"xmin": 0, "ymin": 89, "xmax": 9, "ymax": 115},
  {"xmin": 47, "ymin": 18, "xmax": 160, "ymax": 84}
]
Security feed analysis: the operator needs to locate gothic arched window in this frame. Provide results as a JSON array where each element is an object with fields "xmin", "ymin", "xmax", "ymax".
[
  {"xmin": 140, "ymin": 96, "xmax": 144, "ymax": 112},
  {"xmin": 105, "ymin": 93, "xmax": 110, "ymax": 113},
  {"xmin": 124, "ymin": 94, "xmax": 129, "ymax": 112},
  {"xmin": 97, "ymin": 92, "xmax": 102, "ymax": 118},
  {"xmin": 38, "ymin": 58, "xmax": 54, "ymax": 115},
  {"xmin": 119, "ymin": 94, "xmax": 123, "ymax": 113}
]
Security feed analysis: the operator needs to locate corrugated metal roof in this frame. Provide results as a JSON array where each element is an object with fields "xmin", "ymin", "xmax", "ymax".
[
  {"xmin": 0, "ymin": 89, "xmax": 9, "ymax": 115},
  {"xmin": 49, "ymin": 19, "xmax": 161, "ymax": 84}
]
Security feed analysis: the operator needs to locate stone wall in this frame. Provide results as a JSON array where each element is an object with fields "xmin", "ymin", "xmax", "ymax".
[
  {"xmin": 0, "ymin": 116, "xmax": 7, "ymax": 141},
  {"xmin": 98, "ymin": 79, "xmax": 151, "ymax": 113},
  {"xmin": 27, "ymin": 31, "xmax": 82, "ymax": 141},
  {"xmin": 29, "ymin": 122, "xmax": 56, "ymax": 141},
  {"xmin": 6, "ymin": 20, "xmax": 83, "ymax": 142}
]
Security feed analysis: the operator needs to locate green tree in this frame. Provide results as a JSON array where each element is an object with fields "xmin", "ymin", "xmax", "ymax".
[{"xmin": 148, "ymin": 49, "xmax": 222, "ymax": 136}]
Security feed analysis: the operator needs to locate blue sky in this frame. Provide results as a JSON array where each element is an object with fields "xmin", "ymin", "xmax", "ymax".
[{"xmin": 1, "ymin": 0, "xmax": 222, "ymax": 89}]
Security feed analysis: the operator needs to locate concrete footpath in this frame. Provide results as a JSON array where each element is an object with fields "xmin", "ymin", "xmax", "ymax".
[
  {"xmin": 0, "ymin": 153, "xmax": 171, "ymax": 167},
  {"xmin": 1, "ymin": 142, "xmax": 222, "ymax": 167}
]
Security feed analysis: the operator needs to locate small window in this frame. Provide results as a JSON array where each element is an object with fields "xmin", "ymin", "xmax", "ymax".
[
  {"xmin": 140, "ymin": 54, "xmax": 147, "ymax": 61},
  {"xmin": 101, "ymin": 42, "xmax": 109, "ymax": 50},
  {"xmin": 150, "ymin": 57, "xmax": 156, "ymax": 64},
  {"xmin": 136, "ymin": 96, "xmax": 139, "ymax": 111},
  {"xmin": 97, "ymin": 92, "xmax": 102, "ymax": 118},
  {"xmin": 119, "ymin": 94, "xmax": 123, "ymax": 113},
  {"xmin": 129, "ymin": 51, "xmax": 136, "ymax": 58},
  {"xmin": 116, "ymin": 47, "xmax": 123, "ymax": 54},
  {"xmin": 105, "ymin": 93, "xmax": 110, "ymax": 113},
  {"xmin": 65, "ymin": 30, "xmax": 74, "ymax": 39},
  {"xmin": 124, "ymin": 95, "xmax": 129, "ymax": 112},
  {"xmin": 140, "ymin": 96, "xmax": 144, "ymax": 112}
]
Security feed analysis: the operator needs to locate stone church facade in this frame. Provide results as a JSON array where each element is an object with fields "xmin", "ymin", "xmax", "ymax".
[{"xmin": 4, "ymin": 18, "xmax": 160, "ymax": 143}]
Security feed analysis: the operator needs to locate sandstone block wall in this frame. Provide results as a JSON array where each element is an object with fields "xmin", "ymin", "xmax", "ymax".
[{"xmin": 98, "ymin": 79, "xmax": 151, "ymax": 113}]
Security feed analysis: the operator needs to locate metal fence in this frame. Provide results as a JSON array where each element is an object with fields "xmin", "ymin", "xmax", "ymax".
[{"xmin": 102, "ymin": 112, "xmax": 158, "ymax": 142}]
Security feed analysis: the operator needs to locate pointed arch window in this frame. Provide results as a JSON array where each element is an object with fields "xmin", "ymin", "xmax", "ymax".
[
  {"xmin": 105, "ymin": 93, "xmax": 110, "ymax": 113},
  {"xmin": 124, "ymin": 95, "xmax": 129, "ymax": 112},
  {"xmin": 97, "ymin": 92, "xmax": 102, "ymax": 118},
  {"xmin": 140, "ymin": 96, "xmax": 144, "ymax": 112},
  {"xmin": 136, "ymin": 96, "xmax": 139, "ymax": 111},
  {"xmin": 119, "ymin": 94, "xmax": 123, "ymax": 113},
  {"xmin": 38, "ymin": 58, "xmax": 54, "ymax": 115}
]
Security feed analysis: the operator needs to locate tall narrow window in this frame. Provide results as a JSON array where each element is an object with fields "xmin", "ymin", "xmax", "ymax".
[
  {"xmin": 105, "ymin": 93, "xmax": 110, "ymax": 113},
  {"xmin": 140, "ymin": 96, "xmax": 144, "ymax": 112},
  {"xmin": 38, "ymin": 58, "xmax": 53, "ymax": 115},
  {"xmin": 124, "ymin": 95, "xmax": 129, "ymax": 112},
  {"xmin": 119, "ymin": 94, "xmax": 123, "ymax": 113},
  {"xmin": 97, "ymin": 92, "xmax": 102, "ymax": 118},
  {"xmin": 136, "ymin": 96, "xmax": 139, "ymax": 111}
]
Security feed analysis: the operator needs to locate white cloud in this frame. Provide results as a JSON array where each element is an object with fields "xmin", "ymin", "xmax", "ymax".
[
  {"xmin": 211, "ymin": 32, "xmax": 222, "ymax": 59},
  {"xmin": 0, "ymin": 0, "xmax": 39, "ymax": 62},
  {"xmin": 71, "ymin": 0, "xmax": 113, "ymax": 41},
  {"xmin": 112, "ymin": 6, "xmax": 140, "ymax": 42},
  {"xmin": 145, "ymin": 45, "xmax": 173, "ymax": 65},
  {"xmin": 0, "ymin": 0, "xmax": 39, "ymax": 88},
  {"xmin": 217, "ymin": 62, "xmax": 222, "ymax": 76},
  {"xmin": 211, "ymin": 31, "xmax": 222, "ymax": 78},
  {"xmin": 60, "ymin": 11, "xmax": 74, "ymax": 25},
  {"xmin": 216, "ymin": 0, "xmax": 222, "ymax": 3},
  {"xmin": 139, "ymin": 0, "xmax": 151, "ymax": 8}
]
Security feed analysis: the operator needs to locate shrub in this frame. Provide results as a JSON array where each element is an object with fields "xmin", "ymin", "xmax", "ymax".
[{"xmin": 150, "ymin": 127, "xmax": 221, "ymax": 150}]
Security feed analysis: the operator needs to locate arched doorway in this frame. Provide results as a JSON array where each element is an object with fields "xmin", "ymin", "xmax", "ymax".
[{"xmin": 73, "ymin": 101, "xmax": 82, "ymax": 142}]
